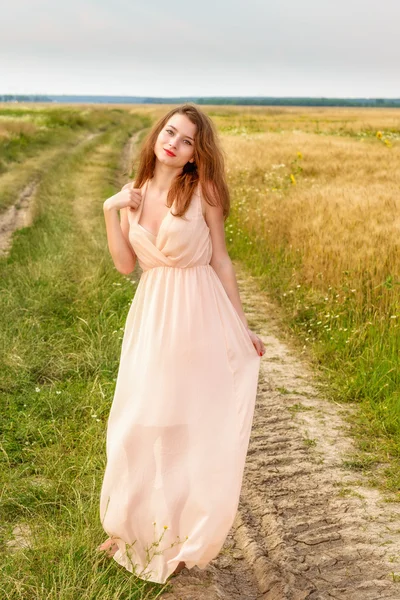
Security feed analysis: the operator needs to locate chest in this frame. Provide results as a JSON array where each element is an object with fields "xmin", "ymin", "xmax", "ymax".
[{"xmin": 139, "ymin": 185, "xmax": 206, "ymax": 236}]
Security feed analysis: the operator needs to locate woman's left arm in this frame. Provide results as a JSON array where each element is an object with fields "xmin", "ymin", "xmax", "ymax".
[{"xmin": 203, "ymin": 192, "xmax": 265, "ymax": 357}]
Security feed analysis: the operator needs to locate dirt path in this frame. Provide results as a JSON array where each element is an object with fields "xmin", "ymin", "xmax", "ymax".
[
  {"xmin": 0, "ymin": 126, "xmax": 146, "ymax": 256},
  {"xmin": 0, "ymin": 132, "xmax": 99, "ymax": 257},
  {"xmin": 162, "ymin": 264, "xmax": 400, "ymax": 599},
  {"xmin": 72, "ymin": 129, "xmax": 146, "ymax": 237},
  {"xmin": 0, "ymin": 179, "xmax": 40, "ymax": 256},
  {"xmin": 117, "ymin": 129, "xmax": 145, "ymax": 186}
]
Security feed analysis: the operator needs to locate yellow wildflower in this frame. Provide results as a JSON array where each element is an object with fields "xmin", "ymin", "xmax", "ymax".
[
  {"xmin": 384, "ymin": 139, "xmax": 392, "ymax": 147},
  {"xmin": 376, "ymin": 131, "xmax": 383, "ymax": 139},
  {"xmin": 290, "ymin": 174, "xmax": 296, "ymax": 185},
  {"xmin": 297, "ymin": 151, "xmax": 303, "ymax": 159}
]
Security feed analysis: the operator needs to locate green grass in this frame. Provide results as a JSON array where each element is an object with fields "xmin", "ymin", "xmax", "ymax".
[{"xmin": 0, "ymin": 110, "xmax": 175, "ymax": 598}]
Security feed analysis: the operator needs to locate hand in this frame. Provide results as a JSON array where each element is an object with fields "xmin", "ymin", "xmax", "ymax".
[
  {"xmin": 246, "ymin": 326, "xmax": 265, "ymax": 357},
  {"xmin": 103, "ymin": 183, "xmax": 143, "ymax": 212}
]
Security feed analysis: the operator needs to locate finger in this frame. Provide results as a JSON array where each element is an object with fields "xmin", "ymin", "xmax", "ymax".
[
  {"xmin": 253, "ymin": 340, "xmax": 262, "ymax": 355},
  {"xmin": 256, "ymin": 339, "xmax": 265, "ymax": 356},
  {"xmin": 129, "ymin": 197, "xmax": 142, "ymax": 208},
  {"xmin": 257, "ymin": 336, "xmax": 265, "ymax": 354},
  {"xmin": 130, "ymin": 187, "xmax": 142, "ymax": 195},
  {"xmin": 128, "ymin": 193, "xmax": 142, "ymax": 204}
]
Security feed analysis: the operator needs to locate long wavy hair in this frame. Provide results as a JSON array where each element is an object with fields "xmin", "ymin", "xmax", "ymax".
[{"xmin": 131, "ymin": 103, "xmax": 230, "ymax": 220}]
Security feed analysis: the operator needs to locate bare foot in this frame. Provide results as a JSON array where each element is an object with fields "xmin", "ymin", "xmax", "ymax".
[
  {"xmin": 97, "ymin": 537, "xmax": 119, "ymax": 557},
  {"xmin": 170, "ymin": 561, "xmax": 186, "ymax": 577}
]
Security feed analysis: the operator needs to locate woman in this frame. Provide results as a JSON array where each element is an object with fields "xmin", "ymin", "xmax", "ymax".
[{"xmin": 98, "ymin": 103, "xmax": 265, "ymax": 584}]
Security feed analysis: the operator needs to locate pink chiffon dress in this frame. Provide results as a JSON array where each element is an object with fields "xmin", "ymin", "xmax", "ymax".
[{"xmin": 99, "ymin": 180, "xmax": 260, "ymax": 583}]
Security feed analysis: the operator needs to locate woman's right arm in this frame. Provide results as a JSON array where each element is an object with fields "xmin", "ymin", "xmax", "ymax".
[{"xmin": 103, "ymin": 183, "xmax": 139, "ymax": 275}]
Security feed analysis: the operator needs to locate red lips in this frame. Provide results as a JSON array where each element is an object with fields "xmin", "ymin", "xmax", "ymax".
[{"xmin": 164, "ymin": 148, "xmax": 176, "ymax": 157}]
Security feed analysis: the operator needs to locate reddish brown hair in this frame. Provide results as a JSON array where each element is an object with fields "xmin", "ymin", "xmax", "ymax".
[{"xmin": 131, "ymin": 103, "xmax": 230, "ymax": 220}]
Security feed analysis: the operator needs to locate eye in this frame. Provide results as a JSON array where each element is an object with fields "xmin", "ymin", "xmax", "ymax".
[{"xmin": 166, "ymin": 128, "xmax": 192, "ymax": 145}]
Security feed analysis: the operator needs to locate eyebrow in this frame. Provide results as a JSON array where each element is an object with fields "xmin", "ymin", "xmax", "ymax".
[{"xmin": 167, "ymin": 124, "xmax": 195, "ymax": 141}]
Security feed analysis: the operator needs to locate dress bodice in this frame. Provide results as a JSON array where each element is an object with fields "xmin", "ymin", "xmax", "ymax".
[{"xmin": 127, "ymin": 180, "xmax": 213, "ymax": 272}]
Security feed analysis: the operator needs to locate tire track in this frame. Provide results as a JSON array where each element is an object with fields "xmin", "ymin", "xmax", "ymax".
[
  {"xmin": 117, "ymin": 129, "xmax": 146, "ymax": 187},
  {"xmin": 0, "ymin": 132, "xmax": 100, "ymax": 257}
]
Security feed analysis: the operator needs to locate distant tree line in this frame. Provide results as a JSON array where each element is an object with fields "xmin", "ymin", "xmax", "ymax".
[{"xmin": 0, "ymin": 94, "xmax": 399, "ymax": 108}]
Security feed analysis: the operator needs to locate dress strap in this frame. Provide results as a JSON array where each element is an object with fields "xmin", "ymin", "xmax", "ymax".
[{"xmin": 195, "ymin": 182, "xmax": 203, "ymax": 217}]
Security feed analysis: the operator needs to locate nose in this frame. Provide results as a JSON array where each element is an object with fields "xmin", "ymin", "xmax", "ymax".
[{"xmin": 167, "ymin": 135, "xmax": 178, "ymax": 149}]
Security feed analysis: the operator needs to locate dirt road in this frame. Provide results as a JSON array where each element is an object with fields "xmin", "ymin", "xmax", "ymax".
[
  {"xmin": 162, "ymin": 265, "xmax": 400, "ymax": 599},
  {"xmin": 0, "ymin": 132, "xmax": 100, "ymax": 256}
]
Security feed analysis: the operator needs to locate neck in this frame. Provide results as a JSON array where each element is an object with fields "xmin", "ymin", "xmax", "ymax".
[{"xmin": 151, "ymin": 161, "xmax": 183, "ymax": 194}]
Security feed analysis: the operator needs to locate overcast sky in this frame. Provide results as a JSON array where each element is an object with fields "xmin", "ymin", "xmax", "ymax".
[{"xmin": 1, "ymin": 0, "xmax": 399, "ymax": 98}]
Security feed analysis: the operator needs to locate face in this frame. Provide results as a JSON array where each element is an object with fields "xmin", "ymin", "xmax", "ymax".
[{"xmin": 154, "ymin": 113, "xmax": 197, "ymax": 169}]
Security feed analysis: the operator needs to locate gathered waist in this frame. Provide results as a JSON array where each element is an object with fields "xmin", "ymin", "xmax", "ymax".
[{"xmin": 141, "ymin": 264, "xmax": 213, "ymax": 273}]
